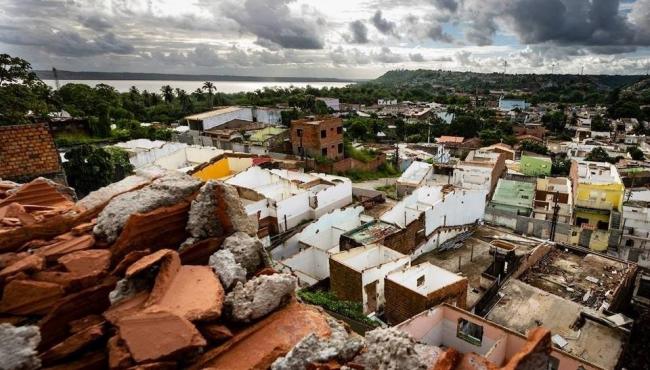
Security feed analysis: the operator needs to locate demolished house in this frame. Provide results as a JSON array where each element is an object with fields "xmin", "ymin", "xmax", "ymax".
[
  {"xmin": 272, "ymin": 206, "xmax": 370, "ymax": 286},
  {"xmin": 226, "ymin": 166, "xmax": 352, "ymax": 233},
  {"xmin": 377, "ymin": 185, "xmax": 487, "ymax": 258},
  {"xmin": 0, "ymin": 165, "xmax": 629, "ymax": 370}
]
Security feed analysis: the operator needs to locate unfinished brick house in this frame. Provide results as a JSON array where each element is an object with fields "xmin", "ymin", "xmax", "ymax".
[
  {"xmin": 0, "ymin": 123, "xmax": 66, "ymax": 184},
  {"xmin": 385, "ymin": 262, "xmax": 468, "ymax": 325},
  {"xmin": 290, "ymin": 117, "xmax": 343, "ymax": 160},
  {"xmin": 329, "ymin": 244, "xmax": 410, "ymax": 313}
]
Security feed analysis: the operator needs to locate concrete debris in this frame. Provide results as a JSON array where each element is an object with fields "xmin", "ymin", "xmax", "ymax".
[
  {"xmin": 225, "ymin": 273, "xmax": 296, "ymax": 323},
  {"xmin": 221, "ymin": 231, "xmax": 265, "ymax": 276},
  {"xmin": 357, "ymin": 327, "xmax": 429, "ymax": 370},
  {"xmin": 218, "ymin": 181, "xmax": 258, "ymax": 236},
  {"xmin": 109, "ymin": 277, "xmax": 153, "ymax": 306},
  {"xmin": 186, "ymin": 181, "xmax": 258, "ymax": 241},
  {"xmin": 94, "ymin": 174, "xmax": 202, "ymax": 243},
  {"xmin": 271, "ymin": 317, "xmax": 364, "ymax": 370},
  {"xmin": 0, "ymin": 324, "xmax": 41, "ymax": 370},
  {"xmin": 209, "ymin": 249, "xmax": 247, "ymax": 290}
]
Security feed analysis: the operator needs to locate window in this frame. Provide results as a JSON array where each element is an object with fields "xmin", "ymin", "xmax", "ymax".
[
  {"xmin": 457, "ymin": 318, "xmax": 483, "ymax": 346},
  {"xmin": 338, "ymin": 143, "xmax": 343, "ymax": 153},
  {"xmin": 336, "ymin": 126, "xmax": 343, "ymax": 134},
  {"xmin": 296, "ymin": 129, "xmax": 303, "ymax": 137},
  {"xmin": 322, "ymin": 148, "xmax": 328, "ymax": 156},
  {"xmin": 416, "ymin": 275, "xmax": 425, "ymax": 287},
  {"xmin": 321, "ymin": 130, "xmax": 326, "ymax": 138}
]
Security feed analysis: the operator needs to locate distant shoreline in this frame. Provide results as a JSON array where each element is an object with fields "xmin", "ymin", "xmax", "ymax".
[{"xmin": 35, "ymin": 70, "xmax": 364, "ymax": 83}]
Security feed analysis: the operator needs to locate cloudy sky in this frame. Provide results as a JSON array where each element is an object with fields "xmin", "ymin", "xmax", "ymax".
[{"xmin": 1, "ymin": 0, "xmax": 650, "ymax": 79}]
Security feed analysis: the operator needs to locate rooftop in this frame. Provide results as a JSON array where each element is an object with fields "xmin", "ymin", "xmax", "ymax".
[
  {"xmin": 387, "ymin": 262, "xmax": 465, "ymax": 296},
  {"xmin": 487, "ymin": 279, "xmax": 626, "ymax": 370},
  {"xmin": 489, "ymin": 179, "xmax": 535, "ymax": 210},
  {"xmin": 342, "ymin": 220, "xmax": 401, "ymax": 246},
  {"xmin": 536, "ymin": 177, "xmax": 572, "ymax": 194},
  {"xmin": 575, "ymin": 160, "xmax": 623, "ymax": 185},
  {"xmin": 518, "ymin": 246, "xmax": 632, "ymax": 310},
  {"xmin": 184, "ymin": 106, "xmax": 245, "ymax": 121},
  {"xmin": 436, "ymin": 135, "xmax": 464, "ymax": 144},
  {"xmin": 331, "ymin": 243, "xmax": 407, "ymax": 272},
  {"xmin": 397, "ymin": 161, "xmax": 432, "ymax": 185}
]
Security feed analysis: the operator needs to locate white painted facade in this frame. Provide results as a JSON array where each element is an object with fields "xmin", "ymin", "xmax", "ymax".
[
  {"xmin": 452, "ymin": 163, "xmax": 493, "ymax": 193},
  {"xmin": 226, "ymin": 167, "xmax": 353, "ymax": 232},
  {"xmin": 153, "ymin": 146, "xmax": 225, "ymax": 172},
  {"xmin": 273, "ymin": 206, "xmax": 367, "ymax": 286},
  {"xmin": 620, "ymin": 202, "xmax": 650, "ymax": 268},
  {"xmin": 381, "ymin": 186, "xmax": 487, "ymax": 257},
  {"xmin": 316, "ymin": 97, "xmax": 340, "ymax": 111},
  {"xmin": 331, "ymin": 244, "xmax": 411, "ymax": 313},
  {"xmin": 113, "ymin": 140, "xmax": 188, "ymax": 169}
]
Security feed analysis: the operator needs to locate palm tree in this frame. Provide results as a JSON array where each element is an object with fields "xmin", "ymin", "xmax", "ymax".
[
  {"xmin": 161, "ymin": 85, "xmax": 174, "ymax": 103},
  {"xmin": 202, "ymin": 81, "xmax": 215, "ymax": 107}
]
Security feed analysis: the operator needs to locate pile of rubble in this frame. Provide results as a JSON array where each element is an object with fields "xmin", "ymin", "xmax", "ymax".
[
  {"xmin": 0, "ymin": 170, "xmax": 363, "ymax": 369},
  {"xmin": 0, "ymin": 169, "xmax": 556, "ymax": 370}
]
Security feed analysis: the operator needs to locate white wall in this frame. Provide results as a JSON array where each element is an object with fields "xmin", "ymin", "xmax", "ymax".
[
  {"xmin": 185, "ymin": 146, "xmax": 223, "ymax": 163},
  {"xmin": 381, "ymin": 186, "xmax": 444, "ymax": 227},
  {"xmin": 153, "ymin": 148, "xmax": 188, "ymax": 170},
  {"xmin": 118, "ymin": 141, "xmax": 187, "ymax": 169},
  {"xmin": 279, "ymin": 246, "xmax": 331, "ymax": 286},
  {"xmin": 276, "ymin": 192, "xmax": 312, "ymax": 232},
  {"xmin": 360, "ymin": 254, "xmax": 410, "ymax": 313},
  {"xmin": 313, "ymin": 181, "xmax": 353, "ymax": 218},
  {"xmin": 202, "ymin": 108, "xmax": 253, "ymax": 130},
  {"xmin": 272, "ymin": 206, "xmax": 364, "ymax": 260},
  {"xmin": 424, "ymin": 189, "xmax": 487, "ymax": 236},
  {"xmin": 452, "ymin": 165, "xmax": 492, "ymax": 191}
]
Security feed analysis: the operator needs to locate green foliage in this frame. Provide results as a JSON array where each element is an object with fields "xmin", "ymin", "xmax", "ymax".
[
  {"xmin": 551, "ymin": 154, "xmax": 572, "ymax": 176},
  {"xmin": 542, "ymin": 111, "xmax": 567, "ymax": 132},
  {"xmin": 628, "ymin": 146, "xmax": 645, "ymax": 160},
  {"xmin": 591, "ymin": 115, "xmax": 610, "ymax": 132},
  {"xmin": 0, "ymin": 54, "xmax": 51, "ymax": 124},
  {"xmin": 343, "ymin": 162, "xmax": 400, "ymax": 182},
  {"xmin": 520, "ymin": 140, "xmax": 549, "ymax": 155},
  {"xmin": 63, "ymin": 145, "xmax": 134, "ymax": 196},
  {"xmin": 344, "ymin": 141, "xmax": 378, "ymax": 163},
  {"xmin": 297, "ymin": 290, "xmax": 380, "ymax": 327},
  {"xmin": 585, "ymin": 147, "xmax": 623, "ymax": 164}
]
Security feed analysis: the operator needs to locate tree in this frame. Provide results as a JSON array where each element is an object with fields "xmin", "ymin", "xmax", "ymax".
[
  {"xmin": 63, "ymin": 145, "xmax": 134, "ymax": 196},
  {"xmin": 585, "ymin": 147, "xmax": 614, "ymax": 163},
  {"xmin": 628, "ymin": 146, "xmax": 645, "ymax": 160},
  {"xmin": 161, "ymin": 85, "xmax": 174, "ymax": 103},
  {"xmin": 551, "ymin": 154, "xmax": 572, "ymax": 176},
  {"xmin": 520, "ymin": 140, "xmax": 549, "ymax": 155},
  {"xmin": 202, "ymin": 81, "xmax": 215, "ymax": 107},
  {"xmin": 542, "ymin": 111, "xmax": 567, "ymax": 132},
  {"xmin": 0, "ymin": 54, "xmax": 50, "ymax": 124},
  {"xmin": 591, "ymin": 115, "xmax": 610, "ymax": 132}
]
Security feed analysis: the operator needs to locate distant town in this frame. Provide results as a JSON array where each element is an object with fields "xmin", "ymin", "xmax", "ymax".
[{"xmin": 2, "ymin": 52, "xmax": 650, "ymax": 370}]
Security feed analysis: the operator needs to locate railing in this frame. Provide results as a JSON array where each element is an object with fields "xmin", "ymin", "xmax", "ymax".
[{"xmin": 574, "ymin": 198, "xmax": 613, "ymax": 211}]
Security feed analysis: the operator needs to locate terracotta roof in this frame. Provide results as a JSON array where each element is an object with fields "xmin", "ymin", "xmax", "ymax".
[
  {"xmin": 0, "ymin": 123, "xmax": 63, "ymax": 182},
  {"xmin": 437, "ymin": 135, "xmax": 465, "ymax": 144}
]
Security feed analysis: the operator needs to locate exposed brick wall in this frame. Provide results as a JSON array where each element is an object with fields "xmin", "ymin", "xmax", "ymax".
[
  {"xmin": 384, "ymin": 217, "xmax": 426, "ymax": 255},
  {"xmin": 384, "ymin": 276, "xmax": 468, "ymax": 325},
  {"xmin": 290, "ymin": 117, "xmax": 343, "ymax": 160},
  {"xmin": 308, "ymin": 152, "xmax": 387, "ymax": 174},
  {"xmin": 0, "ymin": 123, "xmax": 64, "ymax": 183},
  {"xmin": 329, "ymin": 258, "xmax": 362, "ymax": 303}
]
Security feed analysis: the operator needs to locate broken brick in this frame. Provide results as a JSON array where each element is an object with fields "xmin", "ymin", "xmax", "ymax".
[
  {"xmin": 35, "ymin": 235, "xmax": 95, "ymax": 262},
  {"xmin": 0, "ymin": 279, "xmax": 64, "ymax": 315},
  {"xmin": 68, "ymin": 315, "xmax": 105, "ymax": 334},
  {"xmin": 111, "ymin": 249, "xmax": 151, "ymax": 277},
  {"xmin": 199, "ymin": 324, "xmax": 233, "ymax": 344},
  {"xmin": 108, "ymin": 335, "xmax": 134, "ymax": 370},
  {"xmin": 58, "ymin": 250, "xmax": 111, "ymax": 276},
  {"xmin": 116, "ymin": 311, "xmax": 206, "ymax": 363},
  {"xmin": 0, "ymin": 254, "xmax": 45, "ymax": 279},
  {"xmin": 40, "ymin": 324, "xmax": 105, "ymax": 366}
]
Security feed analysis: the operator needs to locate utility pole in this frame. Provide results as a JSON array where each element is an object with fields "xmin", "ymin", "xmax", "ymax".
[
  {"xmin": 503, "ymin": 60, "xmax": 508, "ymax": 74},
  {"xmin": 550, "ymin": 191, "xmax": 560, "ymax": 241}
]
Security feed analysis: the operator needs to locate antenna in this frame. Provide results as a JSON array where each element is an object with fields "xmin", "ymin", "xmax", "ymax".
[
  {"xmin": 52, "ymin": 67, "xmax": 60, "ymax": 90},
  {"xmin": 581, "ymin": 65, "xmax": 584, "ymax": 76},
  {"xmin": 503, "ymin": 60, "xmax": 508, "ymax": 74},
  {"xmin": 551, "ymin": 63, "xmax": 557, "ymax": 75}
]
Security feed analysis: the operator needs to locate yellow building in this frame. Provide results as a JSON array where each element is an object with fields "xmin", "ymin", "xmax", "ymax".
[
  {"xmin": 571, "ymin": 160, "xmax": 625, "ymax": 251},
  {"xmin": 192, "ymin": 154, "xmax": 256, "ymax": 181}
]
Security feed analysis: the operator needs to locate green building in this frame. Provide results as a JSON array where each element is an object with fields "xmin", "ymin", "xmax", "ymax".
[
  {"xmin": 487, "ymin": 179, "xmax": 535, "ymax": 216},
  {"xmin": 520, "ymin": 153, "xmax": 552, "ymax": 177}
]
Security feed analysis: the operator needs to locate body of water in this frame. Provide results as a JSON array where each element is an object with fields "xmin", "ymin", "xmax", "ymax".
[{"xmin": 42, "ymin": 79, "xmax": 355, "ymax": 94}]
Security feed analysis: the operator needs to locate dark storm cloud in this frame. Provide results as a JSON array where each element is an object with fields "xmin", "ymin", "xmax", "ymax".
[
  {"xmin": 409, "ymin": 52, "xmax": 425, "ymax": 62},
  {"xmin": 0, "ymin": 25, "xmax": 134, "ymax": 57},
  {"xmin": 222, "ymin": 0, "xmax": 324, "ymax": 49},
  {"xmin": 432, "ymin": 0, "xmax": 459, "ymax": 12},
  {"xmin": 371, "ymin": 10, "xmax": 397, "ymax": 36},
  {"xmin": 427, "ymin": 24, "xmax": 453, "ymax": 43},
  {"xmin": 81, "ymin": 15, "xmax": 112, "ymax": 31},
  {"xmin": 347, "ymin": 20, "xmax": 370, "ymax": 44}
]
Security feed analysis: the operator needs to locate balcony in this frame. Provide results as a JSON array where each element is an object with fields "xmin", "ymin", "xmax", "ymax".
[{"xmin": 575, "ymin": 198, "xmax": 613, "ymax": 211}]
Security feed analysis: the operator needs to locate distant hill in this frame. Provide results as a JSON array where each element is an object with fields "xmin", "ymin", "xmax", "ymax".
[
  {"xmin": 35, "ymin": 70, "xmax": 361, "ymax": 83},
  {"xmin": 367, "ymin": 69, "xmax": 648, "ymax": 93}
]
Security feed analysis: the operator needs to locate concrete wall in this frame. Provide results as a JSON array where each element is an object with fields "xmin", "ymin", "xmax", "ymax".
[
  {"xmin": 201, "ymin": 108, "xmax": 253, "ymax": 130},
  {"xmin": 277, "ymin": 246, "xmax": 331, "ymax": 286},
  {"xmin": 119, "ymin": 141, "xmax": 187, "ymax": 169}
]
